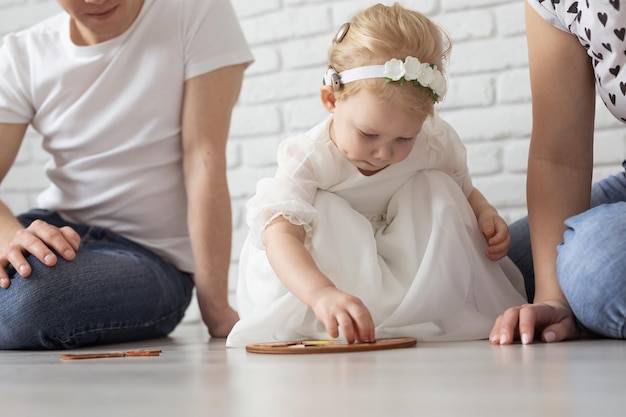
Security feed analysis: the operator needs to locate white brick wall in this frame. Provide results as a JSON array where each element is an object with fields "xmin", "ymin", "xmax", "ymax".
[{"xmin": 1, "ymin": 0, "xmax": 624, "ymax": 295}]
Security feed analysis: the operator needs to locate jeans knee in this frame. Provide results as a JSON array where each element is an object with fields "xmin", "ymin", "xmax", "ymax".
[
  {"xmin": 560, "ymin": 275, "xmax": 626, "ymax": 339},
  {"xmin": 0, "ymin": 278, "xmax": 64, "ymax": 349},
  {"xmin": 557, "ymin": 204, "xmax": 626, "ymax": 338},
  {"xmin": 1, "ymin": 256, "xmax": 104, "ymax": 349}
]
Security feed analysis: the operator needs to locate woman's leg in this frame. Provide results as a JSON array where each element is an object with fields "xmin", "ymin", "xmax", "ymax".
[
  {"xmin": 557, "ymin": 165, "xmax": 626, "ymax": 338},
  {"xmin": 557, "ymin": 202, "xmax": 626, "ymax": 339},
  {"xmin": 0, "ymin": 210, "xmax": 194, "ymax": 349}
]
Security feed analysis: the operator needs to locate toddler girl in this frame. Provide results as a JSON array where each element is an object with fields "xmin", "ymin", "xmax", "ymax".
[{"xmin": 226, "ymin": 3, "xmax": 526, "ymax": 347}]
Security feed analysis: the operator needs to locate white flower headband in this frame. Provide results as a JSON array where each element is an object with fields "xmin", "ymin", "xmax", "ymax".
[{"xmin": 324, "ymin": 56, "xmax": 447, "ymax": 103}]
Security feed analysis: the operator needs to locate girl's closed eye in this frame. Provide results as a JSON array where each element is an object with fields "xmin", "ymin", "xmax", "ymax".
[{"xmin": 359, "ymin": 130, "xmax": 378, "ymax": 139}]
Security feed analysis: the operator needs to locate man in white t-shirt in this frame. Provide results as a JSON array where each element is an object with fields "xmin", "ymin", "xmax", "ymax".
[{"xmin": 0, "ymin": 0, "xmax": 253, "ymax": 349}]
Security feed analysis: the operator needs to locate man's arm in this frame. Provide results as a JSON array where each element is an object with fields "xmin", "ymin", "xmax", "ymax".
[
  {"xmin": 0, "ymin": 123, "xmax": 29, "ymax": 261},
  {"xmin": 181, "ymin": 64, "xmax": 246, "ymax": 337},
  {"xmin": 0, "ymin": 123, "xmax": 80, "ymax": 288}
]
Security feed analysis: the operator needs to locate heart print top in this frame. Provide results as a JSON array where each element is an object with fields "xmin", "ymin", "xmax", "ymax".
[{"xmin": 529, "ymin": 0, "xmax": 626, "ymax": 122}]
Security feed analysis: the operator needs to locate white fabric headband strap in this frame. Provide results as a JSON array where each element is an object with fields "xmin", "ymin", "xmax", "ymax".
[
  {"xmin": 323, "ymin": 56, "xmax": 447, "ymax": 103},
  {"xmin": 329, "ymin": 65, "xmax": 387, "ymax": 84}
]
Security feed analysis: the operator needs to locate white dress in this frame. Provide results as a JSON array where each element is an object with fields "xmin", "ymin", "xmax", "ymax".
[{"xmin": 226, "ymin": 114, "xmax": 527, "ymax": 347}]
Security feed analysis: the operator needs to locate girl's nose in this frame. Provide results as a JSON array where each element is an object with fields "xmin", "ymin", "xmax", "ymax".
[{"xmin": 373, "ymin": 146, "xmax": 392, "ymax": 161}]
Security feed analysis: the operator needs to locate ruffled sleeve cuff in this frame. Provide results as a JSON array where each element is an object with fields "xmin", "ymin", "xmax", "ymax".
[{"xmin": 246, "ymin": 178, "xmax": 318, "ymax": 249}]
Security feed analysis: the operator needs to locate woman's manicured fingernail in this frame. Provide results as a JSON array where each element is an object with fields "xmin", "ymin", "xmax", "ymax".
[
  {"xmin": 499, "ymin": 334, "xmax": 507, "ymax": 345},
  {"xmin": 544, "ymin": 332, "xmax": 556, "ymax": 343},
  {"xmin": 521, "ymin": 333, "xmax": 530, "ymax": 345}
]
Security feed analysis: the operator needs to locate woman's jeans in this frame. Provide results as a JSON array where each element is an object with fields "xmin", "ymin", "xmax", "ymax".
[
  {"xmin": 508, "ymin": 162, "xmax": 626, "ymax": 339},
  {"xmin": 0, "ymin": 209, "xmax": 194, "ymax": 350}
]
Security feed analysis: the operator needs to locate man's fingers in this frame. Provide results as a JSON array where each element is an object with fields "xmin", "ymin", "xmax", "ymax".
[
  {"xmin": 11, "ymin": 228, "xmax": 57, "ymax": 269},
  {"xmin": 2, "ymin": 221, "xmax": 80, "ymax": 280},
  {"xmin": 60, "ymin": 226, "xmax": 81, "ymax": 252},
  {"xmin": 0, "ymin": 267, "xmax": 10, "ymax": 289},
  {"xmin": 29, "ymin": 221, "xmax": 78, "ymax": 261}
]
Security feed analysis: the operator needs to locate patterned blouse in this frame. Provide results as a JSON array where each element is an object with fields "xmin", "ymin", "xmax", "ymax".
[{"xmin": 528, "ymin": 0, "xmax": 626, "ymax": 122}]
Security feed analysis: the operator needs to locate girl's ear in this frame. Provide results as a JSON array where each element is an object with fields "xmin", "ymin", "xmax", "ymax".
[{"xmin": 320, "ymin": 85, "xmax": 337, "ymax": 112}]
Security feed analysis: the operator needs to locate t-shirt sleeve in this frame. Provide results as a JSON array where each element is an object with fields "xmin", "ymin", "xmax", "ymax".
[
  {"xmin": 526, "ymin": 0, "xmax": 569, "ymax": 33},
  {"xmin": 180, "ymin": 0, "xmax": 254, "ymax": 80},
  {"xmin": 0, "ymin": 34, "xmax": 34, "ymax": 123}
]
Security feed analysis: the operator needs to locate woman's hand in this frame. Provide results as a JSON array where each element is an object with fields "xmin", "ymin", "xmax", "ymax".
[
  {"xmin": 0, "ymin": 220, "xmax": 81, "ymax": 288},
  {"xmin": 311, "ymin": 286, "xmax": 376, "ymax": 344},
  {"xmin": 489, "ymin": 299, "xmax": 580, "ymax": 345}
]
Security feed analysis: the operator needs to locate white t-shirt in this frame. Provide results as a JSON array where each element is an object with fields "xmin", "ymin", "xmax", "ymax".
[
  {"xmin": 528, "ymin": 0, "xmax": 626, "ymax": 122},
  {"xmin": 0, "ymin": 0, "xmax": 254, "ymax": 272}
]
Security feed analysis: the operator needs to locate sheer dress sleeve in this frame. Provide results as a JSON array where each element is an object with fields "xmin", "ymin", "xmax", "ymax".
[{"xmin": 246, "ymin": 134, "xmax": 336, "ymax": 249}]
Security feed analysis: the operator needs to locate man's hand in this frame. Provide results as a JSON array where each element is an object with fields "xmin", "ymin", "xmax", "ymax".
[
  {"xmin": 199, "ymin": 299, "xmax": 240, "ymax": 338},
  {"xmin": 0, "ymin": 220, "xmax": 80, "ymax": 288}
]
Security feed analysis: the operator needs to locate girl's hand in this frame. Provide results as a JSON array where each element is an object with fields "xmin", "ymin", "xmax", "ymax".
[
  {"xmin": 489, "ymin": 299, "xmax": 580, "ymax": 345},
  {"xmin": 477, "ymin": 211, "xmax": 510, "ymax": 261},
  {"xmin": 0, "ymin": 220, "xmax": 81, "ymax": 288},
  {"xmin": 310, "ymin": 286, "xmax": 376, "ymax": 344}
]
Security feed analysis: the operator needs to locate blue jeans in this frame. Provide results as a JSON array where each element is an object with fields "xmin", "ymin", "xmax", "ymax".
[
  {"xmin": 508, "ymin": 162, "xmax": 626, "ymax": 339},
  {"xmin": 0, "ymin": 209, "xmax": 194, "ymax": 350}
]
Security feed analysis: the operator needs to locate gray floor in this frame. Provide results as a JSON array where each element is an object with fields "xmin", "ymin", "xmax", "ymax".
[{"xmin": 2, "ymin": 321, "xmax": 624, "ymax": 417}]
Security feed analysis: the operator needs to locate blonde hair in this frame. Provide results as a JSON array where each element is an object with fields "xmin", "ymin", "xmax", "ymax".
[{"xmin": 328, "ymin": 3, "xmax": 451, "ymax": 116}]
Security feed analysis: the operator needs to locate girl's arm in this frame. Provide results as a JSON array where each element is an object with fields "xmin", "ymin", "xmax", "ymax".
[
  {"xmin": 263, "ymin": 216, "xmax": 376, "ymax": 343},
  {"xmin": 468, "ymin": 188, "xmax": 510, "ymax": 261}
]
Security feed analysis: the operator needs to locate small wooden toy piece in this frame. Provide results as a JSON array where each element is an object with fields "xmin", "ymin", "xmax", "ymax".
[{"xmin": 60, "ymin": 349, "xmax": 162, "ymax": 360}]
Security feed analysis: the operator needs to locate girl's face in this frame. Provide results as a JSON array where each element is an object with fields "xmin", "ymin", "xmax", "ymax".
[
  {"xmin": 323, "ymin": 87, "xmax": 426, "ymax": 176},
  {"xmin": 57, "ymin": 0, "xmax": 145, "ymax": 45}
]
